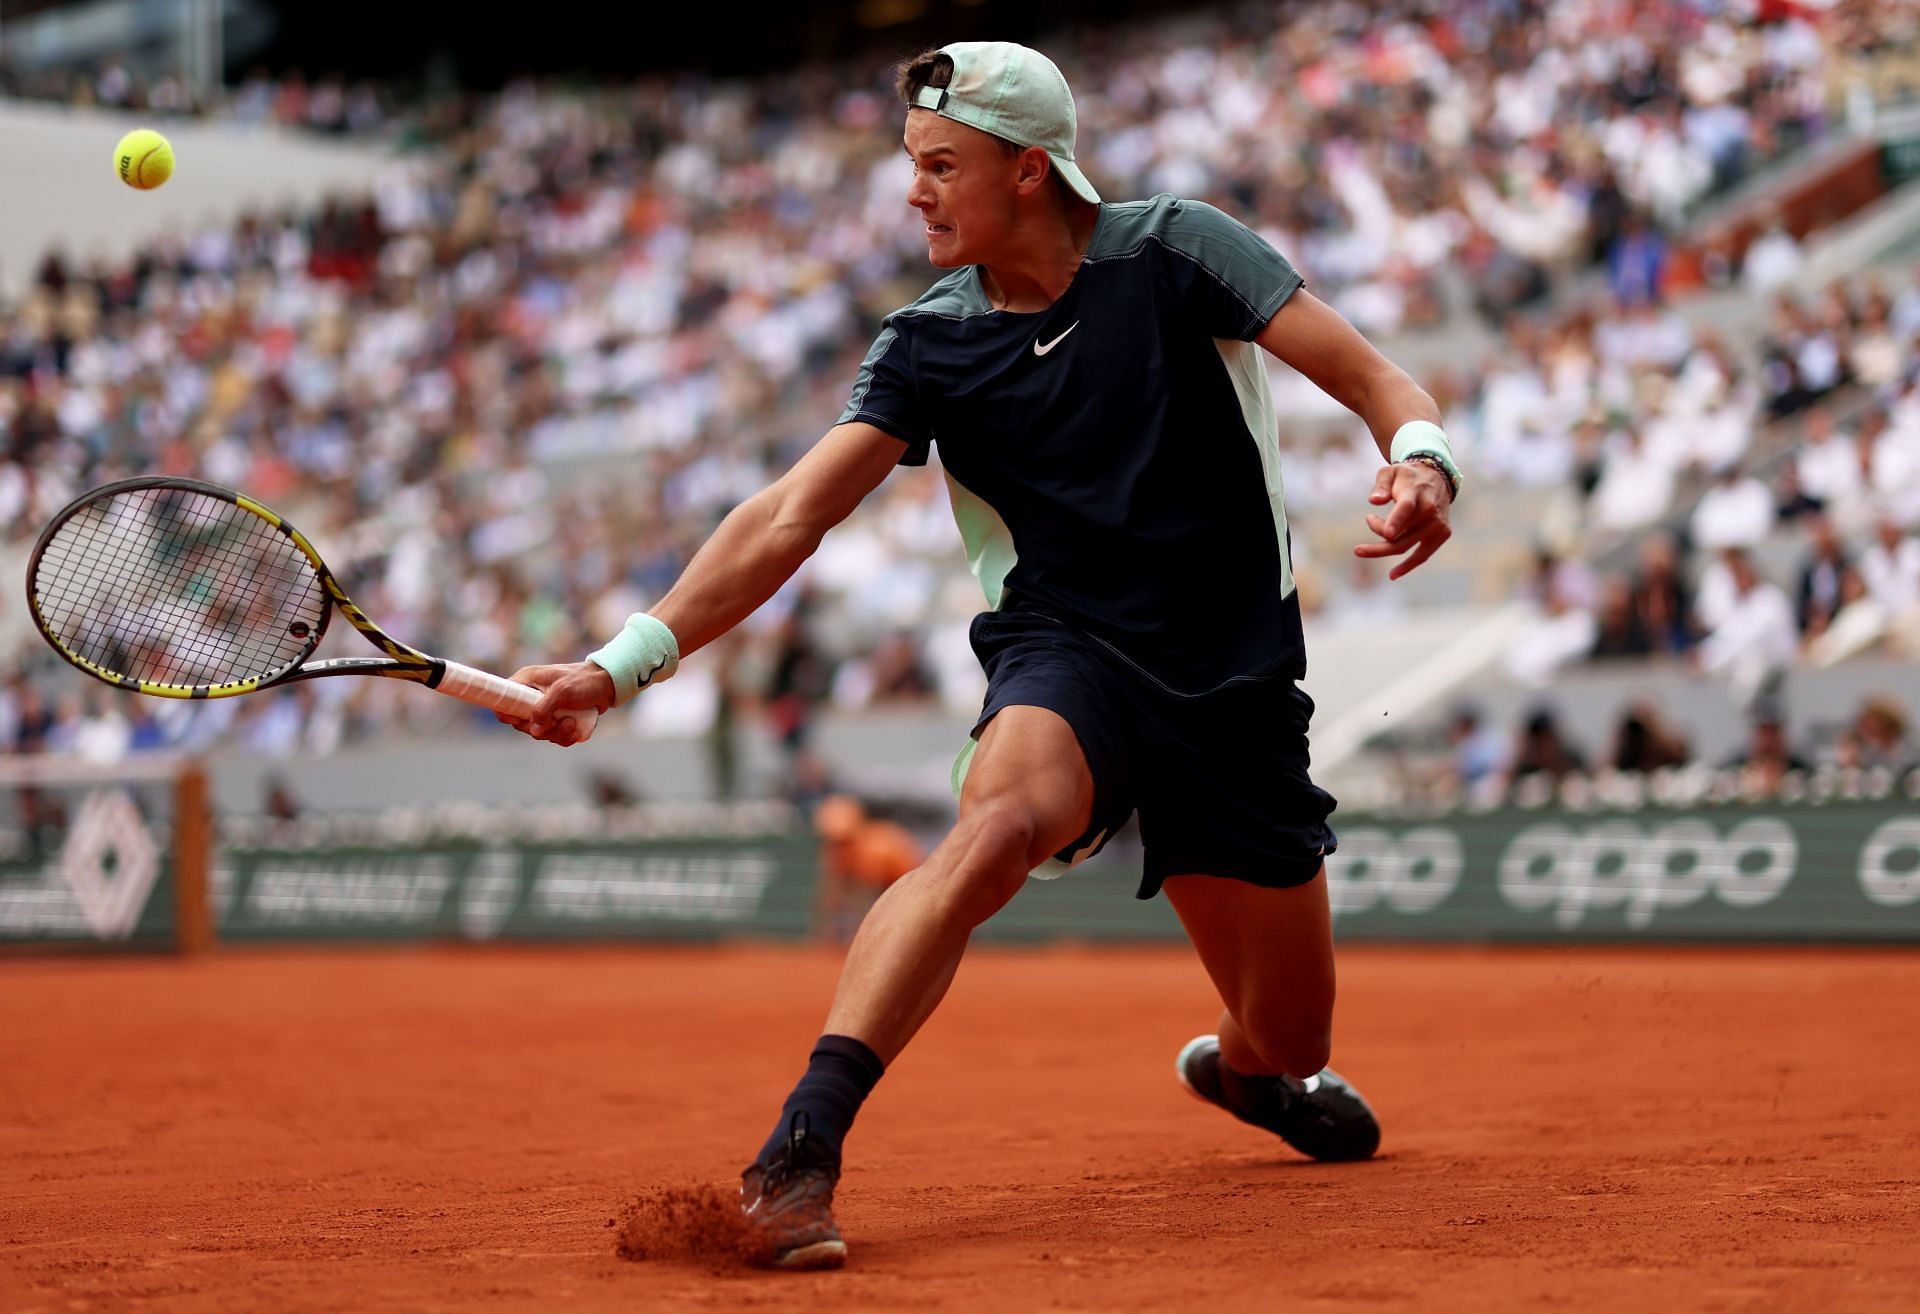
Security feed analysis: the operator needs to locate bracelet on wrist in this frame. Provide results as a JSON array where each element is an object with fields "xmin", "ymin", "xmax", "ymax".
[
  {"xmin": 1399, "ymin": 452, "xmax": 1460, "ymax": 502},
  {"xmin": 1388, "ymin": 420, "xmax": 1462, "ymax": 503}
]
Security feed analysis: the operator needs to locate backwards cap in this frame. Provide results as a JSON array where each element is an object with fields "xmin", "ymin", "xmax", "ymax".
[{"xmin": 908, "ymin": 41, "xmax": 1100, "ymax": 205}]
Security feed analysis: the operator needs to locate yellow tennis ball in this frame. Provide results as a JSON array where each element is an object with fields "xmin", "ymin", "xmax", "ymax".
[{"xmin": 113, "ymin": 129, "xmax": 175, "ymax": 190}]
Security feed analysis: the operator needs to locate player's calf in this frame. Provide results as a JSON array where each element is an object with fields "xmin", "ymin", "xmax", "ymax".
[{"xmin": 1232, "ymin": 1005, "xmax": 1331, "ymax": 1081}]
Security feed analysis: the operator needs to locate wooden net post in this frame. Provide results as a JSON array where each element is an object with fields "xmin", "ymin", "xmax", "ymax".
[{"xmin": 173, "ymin": 760, "xmax": 215, "ymax": 955}]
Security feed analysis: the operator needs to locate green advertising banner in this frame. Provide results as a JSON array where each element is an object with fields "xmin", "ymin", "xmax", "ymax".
[
  {"xmin": 206, "ymin": 802, "xmax": 1920, "ymax": 944},
  {"xmin": 206, "ymin": 832, "xmax": 1185, "ymax": 943},
  {"xmin": 0, "ymin": 776, "xmax": 182, "ymax": 947},
  {"xmin": 211, "ymin": 834, "xmax": 822, "ymax": 942},
  {"xmin": 1317, "ymin": 804, "xmax": 1920, "ymax": 941},
  {"xmin": 7, "ymin": 793, "xmax": 1919, "ymax": 946}
]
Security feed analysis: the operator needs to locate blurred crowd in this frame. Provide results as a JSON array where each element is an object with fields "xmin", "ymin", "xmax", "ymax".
[
  {"xmin": 1430, "ymin": 686, "xmax": 1918, "ymax": 809},
  {"xmin": 1285, "ymin": 265, "xmax": 1920, "ymax": 524},
  {"xmin": 2, "ymin": 0, "xmax": 1918, "ymax": 770},
  {"xmin": 3, "ymin": 0, "xmax": 1900, "ymax": 325},
  {"xmin": 0, "ymin": 59, "xmax": 404, "ymax": 138},
  {"xmin": 1499, "ymin": 273, "xmax": 1920, "ymax": 694}
]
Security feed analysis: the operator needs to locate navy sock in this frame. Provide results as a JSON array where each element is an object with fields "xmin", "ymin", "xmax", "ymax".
[{"xmin": 755, "ymin": 1034, "xmax": 886, "ymax": 1168}]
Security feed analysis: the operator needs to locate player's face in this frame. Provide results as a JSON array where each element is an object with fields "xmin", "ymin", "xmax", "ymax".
[{"xmin": 903, "ymin": 110, "xmax": 1021, "ymax": 268}]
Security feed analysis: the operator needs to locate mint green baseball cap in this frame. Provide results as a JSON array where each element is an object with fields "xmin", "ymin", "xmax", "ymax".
[{"xmin": 907, "ymin": 41, "xmax": 1100, "ymax": 205}]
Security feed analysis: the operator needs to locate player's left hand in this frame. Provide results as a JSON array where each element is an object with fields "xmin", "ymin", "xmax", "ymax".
[{"xmin": 1353, "ymin": 462, "xmax": 1453, "ymax": 580}]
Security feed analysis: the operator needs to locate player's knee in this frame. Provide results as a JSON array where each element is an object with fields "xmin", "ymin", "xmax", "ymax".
[
  {"xmin": 961, "ymin": 800, "xmax": 1040, "ymax": 868},
  {"xmin": 926, "ymin": 801, "xmax": 1042, "ymax": 914}
]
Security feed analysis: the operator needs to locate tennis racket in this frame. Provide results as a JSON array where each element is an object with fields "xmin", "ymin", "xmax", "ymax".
[{"xmin": 25, "ymin": 475, "xmax": 596, "ymax": 738}]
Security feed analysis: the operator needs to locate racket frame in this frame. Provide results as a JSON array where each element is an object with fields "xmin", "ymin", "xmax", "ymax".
[{"xmin": 28, "ymin": 475, "xmax": 456, "ymax": 701}]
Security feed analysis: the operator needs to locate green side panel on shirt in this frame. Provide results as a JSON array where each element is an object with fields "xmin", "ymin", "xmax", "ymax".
[
  {"xmin": 944, "ymin": 470, "xmax": 1018, "ymax": 609},
  {"xmin": 1212, "ymin": 337, "xmax": 1294, "ymax": 600}
]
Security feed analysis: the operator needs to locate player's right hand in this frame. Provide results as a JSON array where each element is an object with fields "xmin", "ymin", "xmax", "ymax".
[
  {"xmin": 501, "ymin": 661, "xmax": 617, "ymax": 746},
  {"xmin": 1353, "ymin": 461, "xmax": 1453, "ymax": 580}
]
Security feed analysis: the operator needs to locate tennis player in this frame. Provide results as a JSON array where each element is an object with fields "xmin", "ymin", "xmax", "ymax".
[{"xmin": 505, "ymin": 41, "xmax": 1459, "ymax": 1270}]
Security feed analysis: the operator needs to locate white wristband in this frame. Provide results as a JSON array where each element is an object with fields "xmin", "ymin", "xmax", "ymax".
[
  {"xmin": 1389, "ymin": 419, "xmax": 1461, "ymax": 494},
  {"xmin": 1389, "ymin": 419, "xmax": 1454, "ymax": 465},
  {"xmin": 585, "ymin": 613, "xmax": 680, "ymax": 706}
]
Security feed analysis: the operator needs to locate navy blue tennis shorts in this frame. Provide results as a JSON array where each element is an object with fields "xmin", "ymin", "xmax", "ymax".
[{"xmin": 967, "ymin": 609, "xmax": 1338, "ymax": 899}]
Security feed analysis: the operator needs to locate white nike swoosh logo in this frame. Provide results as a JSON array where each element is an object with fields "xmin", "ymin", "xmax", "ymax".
[{"xmin": 1033, "ymin": 322, "xmax": 1079, "ymax": 357}]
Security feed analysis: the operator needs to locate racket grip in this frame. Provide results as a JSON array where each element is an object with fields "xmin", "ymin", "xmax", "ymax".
[{"xmin": 437, "ymin": 661, "xmax": 600, "ymax": 741}]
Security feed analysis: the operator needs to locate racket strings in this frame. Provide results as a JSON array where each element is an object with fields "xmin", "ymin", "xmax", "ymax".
[{"xmin": 33, "ymin": 487, "xmax": 327, "ymax": 690}]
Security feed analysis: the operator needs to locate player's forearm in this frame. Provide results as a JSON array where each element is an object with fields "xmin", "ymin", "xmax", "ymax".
[
  {"xmin": 648, "ymin": 486, "xmax": 826, "ymax": 657},
  {"xmin": 528, "ymin": 487, "xmax": 832, "ymax": 719},
  {"xmin": 1350, "ymin": 363, "xmax": 1442, "ymax": 461},
  {"xmin": 584, "ymin": 424, "xmax": 899, "ymax": 704}
]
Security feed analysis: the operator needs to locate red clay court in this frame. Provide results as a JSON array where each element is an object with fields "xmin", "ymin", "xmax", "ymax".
[{"xmin": 4, "ymin": 943, "xmax": 1917, "ymax": 1312}]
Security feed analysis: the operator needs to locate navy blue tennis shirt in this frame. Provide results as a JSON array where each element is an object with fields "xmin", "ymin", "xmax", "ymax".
[{"xmin": 838, "ymin": 194, "xmax": 1309, "ymax": 697}]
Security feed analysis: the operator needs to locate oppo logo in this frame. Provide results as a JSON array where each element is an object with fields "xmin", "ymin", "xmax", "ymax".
[
  {"xmin": 1859, "ymin": 818, "xmax": 1920, "ymax": 907},
  {"xmin": 1325, "ymin": 827, "xmax": 1464, "ymax": 917},
  {"xmin": 1499, "ymin": 818, "xmax": 1797, "ymax": 928}
]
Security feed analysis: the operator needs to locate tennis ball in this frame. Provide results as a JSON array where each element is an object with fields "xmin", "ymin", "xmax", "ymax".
[{"xmin": 113, "ymin": 129, "xmax": 175, "ymax": 190}]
